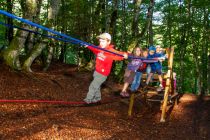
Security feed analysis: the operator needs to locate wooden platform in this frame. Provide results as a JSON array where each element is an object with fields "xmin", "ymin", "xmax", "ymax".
[{"xmin": 141, "ymin": 73, "xmax": 168, "ymax": 80}]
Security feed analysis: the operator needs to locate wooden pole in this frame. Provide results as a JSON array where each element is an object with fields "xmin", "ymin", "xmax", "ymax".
[
  {"xmin": 128, "ymin": 93, "xmax": 135, "ymax": 116},
  {"xmin": 160, "ymin": 47, "xmax": 174, "ymax": 122}
]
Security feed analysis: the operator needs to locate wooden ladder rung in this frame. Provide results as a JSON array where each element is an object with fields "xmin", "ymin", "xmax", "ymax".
[
  {"xmin": 156, "ymin": 93, "xmax": 164, "ymax": 97},
  {"xmin": 147, "ymin": 90, "xmax": 158, "ymax": 95},
  {"xmin": 147, "ymin": 98, "xmax": 163, "ymax": 102},
  {"xmin": 171, "ymin": 93, "xmax": 179, "ymax": 99}
]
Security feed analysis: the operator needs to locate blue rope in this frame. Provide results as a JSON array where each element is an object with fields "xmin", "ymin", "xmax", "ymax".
[
  {"xmin": 0, "ymin": 10, "xmax": 158, "ymax": 61},
  {"xmin": 0, "ymin": 10, "xmax": 127, "ymax": 57},
  {"xmin": 0, "ymin": 21, "xmax": 79, "ymax": 45}
]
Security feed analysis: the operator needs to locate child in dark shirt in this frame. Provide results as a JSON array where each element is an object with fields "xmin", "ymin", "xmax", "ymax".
[
  {"xmin": 130, "ymin": 49, "xmax": 148, "ymax": 92},
  {"xmin": 145, "ymin": 45, "xmax": 166, "ymax": 90},
  {"xmin": 120, "ymin": 47, "xmax": 142, "ymax": 97}
]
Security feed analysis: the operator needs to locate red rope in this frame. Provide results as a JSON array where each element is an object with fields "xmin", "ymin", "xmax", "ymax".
[
  {"xmin": 0, "ymin": 99, "xmax": 85, "ymax": 105},
  {"xmin": 0, "ymin": 96, "xmax": 124, "ymax": 105}
]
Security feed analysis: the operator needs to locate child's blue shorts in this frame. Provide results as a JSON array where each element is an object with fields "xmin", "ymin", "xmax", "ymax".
[{"xmin": 151, "ymin": 63, "xmax": 162, "ymax": 75}]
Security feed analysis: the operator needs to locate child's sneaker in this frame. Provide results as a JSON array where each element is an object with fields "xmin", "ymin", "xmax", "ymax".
[
  {"xmin": 120, "ymin": 91, "xmax": 129, "ymax": 98},
  {"xmin": 157, "ymin": 84, "xmax": 164, "ymax": 92}
]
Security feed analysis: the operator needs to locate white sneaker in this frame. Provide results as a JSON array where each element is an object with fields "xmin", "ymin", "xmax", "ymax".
[{"xmin": 157, "ymin": 84, "xmax": 164, "ymax": 92}]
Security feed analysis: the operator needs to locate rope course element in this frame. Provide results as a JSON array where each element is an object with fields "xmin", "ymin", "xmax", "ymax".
[
  {"xmin": 0, "ymin": 21, "xmax": 79, "ymax": 45},
  {"xmin": 0, "ymin": 95, "xmax": 123, "ymax": 106},
  {"xmin": 0, "ymin": 99, "xmax": 85, "ymax": 105},
  {"xmin": 0, "ymin": 10, "xmax": 158, "ymax": 61}
]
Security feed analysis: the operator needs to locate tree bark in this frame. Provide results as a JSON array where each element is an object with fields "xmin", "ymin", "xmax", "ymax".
[
  {"xmin": 109, "ymin": 0, "xmax": 118, "ymax": 42},
  {"xmin": 208, "ymin": 54, "xmax": 210, "ymax": 94},
  {"xmin": 167, "ymin": 0, "xmax": 172, "ymax": 46},
  {"xmin": 121, "ymin": 0, "xmax": 127, "ymax": 50},
  {"xmin": 22, "ymin": 42, "xmax": 47, "ymax": 72},
  {"xmin": 43, "ymin": 0, "xmax": 61, "ymax": 71},
  {"xmin": 26, "ymin": 0, "xmax": 42, "ymax": 52},
  {"xmin": 128, "ymin": 0, "xmax": 154, "ymax": 52},
  {"xmin": 131, "ymin": 0, "xmax": 142, "ymax": 37},
  {"xmin": 22, "ymin": 0, "xmax": 61, "ymax": 72},
  {"xmin": 59, "ymin": 0, "xmax": 67, "ymax": 63},
  {"xmin": 148, "ymin": 0, "xmax": 154, "ymax": 46},
  {"xmin": 3, "ymin": 0, "xmax": 37, "ymax": 70},
  {"xmin": 201, "ymin": 7, "xmax": 209, "ymax": 95},
  {"xmin": 43, "ymin": 45, "xmax": 54, "ymax": 71},
  {"xmin": 6, "ymin": 0, "xmax": 13, "ymax": 42}
]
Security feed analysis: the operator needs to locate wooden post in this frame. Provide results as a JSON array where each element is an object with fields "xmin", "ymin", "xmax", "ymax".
[
  {"xmin": 160, "ymin": 47, "xmax": 174, "ymax": 122},
  {"xmin": 128, "ymin": 93, "xmax": 135, "ymax": 116}
]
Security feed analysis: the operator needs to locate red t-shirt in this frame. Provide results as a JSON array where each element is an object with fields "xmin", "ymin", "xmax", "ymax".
[
  {"xmin": 137, "ymin": 63, "xmax": 147, "ymax": 72},
  {"xmin": 88, "ymin": 44, "xmax": 126, "ymax": 76}
]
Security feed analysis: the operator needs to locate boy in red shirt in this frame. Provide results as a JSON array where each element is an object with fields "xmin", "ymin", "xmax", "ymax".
[{"xmin": 84, "ymin": 33, "xmax": 128, "ymax": 104}]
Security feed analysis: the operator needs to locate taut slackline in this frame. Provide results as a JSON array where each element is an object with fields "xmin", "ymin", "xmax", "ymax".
[
  {"xmin": 0, "ymin": 21, "xmax": 80, "ymax": 45},
  {"xmin": 0, "ymin": 9, "xmax": 158, "ymax": 61}
]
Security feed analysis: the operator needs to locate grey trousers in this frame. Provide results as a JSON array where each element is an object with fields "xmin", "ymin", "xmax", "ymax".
[{"xmin": 84, "ymin": 71, "xmax": 107, "ymax": 103}]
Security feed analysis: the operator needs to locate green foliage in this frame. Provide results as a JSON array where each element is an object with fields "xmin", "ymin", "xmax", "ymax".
[
  {"xmin": 65, "ymin": 46, "xmax": 78, "ymax": 65},
  {"xmin": 113, "ymin": 61, "xmax": 124, "ymax": 76},
  {"xmin": 0, "ymin": 16, "xmax": 6, "ymax": 47}
]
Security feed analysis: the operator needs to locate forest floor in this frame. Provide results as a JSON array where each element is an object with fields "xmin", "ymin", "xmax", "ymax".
[{"xmin": 0, "ymin": 62, "xmax": 210, "ymax": 140}]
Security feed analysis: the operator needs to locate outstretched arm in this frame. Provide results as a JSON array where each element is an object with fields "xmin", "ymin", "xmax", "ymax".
[
  {"xmin": 107, "ymin": 48, "xmax": 128, "ymax": 60},
  {"xmin": 83, "ymin": 45, "xmax": 100, "ymax": 54},
  {"xmin": 142, "ymin": 58, "xmax": 158, "ymax": 63}
]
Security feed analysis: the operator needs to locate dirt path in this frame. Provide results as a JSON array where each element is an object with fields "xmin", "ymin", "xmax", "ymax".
[{"xmin": 0, "ymin": 63, "xmax": 209, "ymax": 139}]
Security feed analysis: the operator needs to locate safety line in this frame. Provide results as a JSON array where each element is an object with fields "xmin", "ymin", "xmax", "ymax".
[
  {"xmin": 0, "ymin": 21, "xmax": 158, "ymax": 62},
  {"xmin": 0, "ymin": 22, "xmax": 158, "ymax": 62},
  {"xmin": 0, "ymin": 10, "xmax": 158, "ymax": 61},
  {"xmin": 0, "ymin": 21, "xmax": 80, "ymax": 45},
  {"xmin": 0, "ymin": 95, "xmax": 125, "ymax": 106},
  {"xmin": 0, "ymin": 99, "xmax": 85, "ymax": 105},
  {"xmin": 0, "ymin": 10, "xmax": 126, "ymax": 58}
]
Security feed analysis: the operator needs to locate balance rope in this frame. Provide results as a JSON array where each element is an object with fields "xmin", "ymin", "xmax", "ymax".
[
  {"xmin": 0, "ymin": 10, "xmax": 158, "ymax": 61},
  {"xmin": 0, "ymin": 95, "xmax": 125, "ymax": 106},
  {"xmin": 0, "ymin": 21, "xmax": 80, "ymax": 45}
]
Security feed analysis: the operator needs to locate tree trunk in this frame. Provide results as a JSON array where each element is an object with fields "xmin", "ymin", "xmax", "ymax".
[
  {"xmin": 167, "ymin": 0, "xmax": 172, "ymax": 46},
  {"xmin": 208, "ymin": 55, "xmax": 210, "ymax": 94},
  {"xmin": 3, "ymin": 0, "xmax": 37, "ymax": 70},
  {"xmin": 43, "ymin": 45, "xmax": 53, "ymax": 71},
  {"xmin": 109, "ymin": 0, "xmax": 118, "ymax": 43},
  {"xmin": 26, "ymin": 0, "xmax": 42, "ymax": 52},
  {"xmin": 43, "ymin": 0, "xmax": 61, "ymax": 71},
  {"xmin": 22, "ymin": 0, "xmax": 61, "ymax": 72},
  {"xmin": 131, "ymin": 0, "xmax": 142, "ymax": 37},
  {"xmin": 178, "ymin": 29, "xmax": 187, "ymax": 94},
  {"xmin": 201, "ymin": 7, "xmax": 209, "ymax": 95},
  {"xmin": 148, "ymin": 2, "xmax": 154, "ymax": 46},
  {"xmin": 6, "ymin": 0, "xmax": 13, "ymax": 42},
  {"xmin": 121, "ymin": 0, "xmax": 127, "ymax": 50},
  {"xmin": 128, "ymin": 0, "xmax": 154, "ymax": 52},
  {"xmin": 177, "ymin": 0, "xmax": 189, "ymax": 94},
  {"xmin": 22, "ymin": 42, "xmax": 47, "ymax": 72},
  {"xmin": 59, "ymin": 0, "xmax": 67, "ymax": 62}
]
